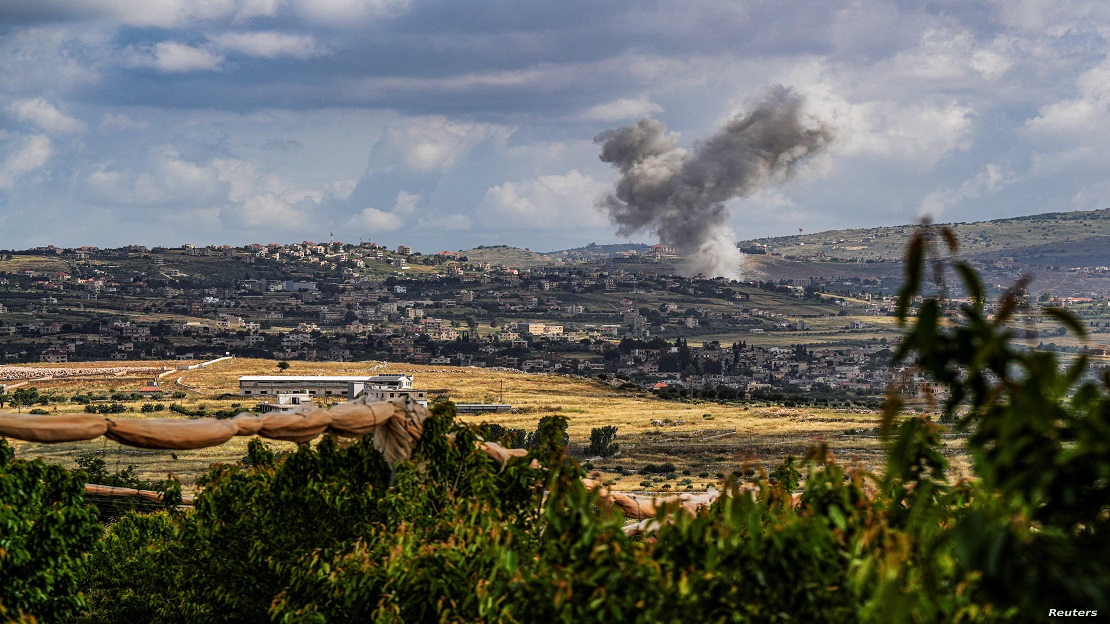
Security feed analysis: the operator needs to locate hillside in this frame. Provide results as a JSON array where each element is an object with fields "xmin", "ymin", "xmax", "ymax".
[
  {"xmin": 741, "ymin": 208, "xmax": 1110, "ymax": 265},
  {"xmin": 541, "ymin": 242, "xmax": 653, "ymax": 261},
  {"xmin": 4, "ymin": 358, "xmax": 914, "ymax": 489},
  {"xmin": 455, "ymin": 245, "xmax": 552, "ymax": 268}
]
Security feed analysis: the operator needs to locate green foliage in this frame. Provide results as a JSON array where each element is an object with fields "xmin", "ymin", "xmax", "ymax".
[
  {"xmin": 888, "ymin": 225, "xmax": 1110, "ymax": 615},
  {"xmin": 168, "ymin": 403, "xmax": 241, "ymax": 419},
  {"xmin": 84, "ymin": 402, "xmax": 127, "ymax": 414},
  {"xmin": 79, "ymin": 403, "xmax": 551, "ymax": 622},
  {"xmin": 75, "ymin": 452, "xmax": 179, "ymax": 523},
  {"xmin": 587, "ymin": 425, "xmax": 620, "ymax": 458},
  {"xmin": 0, "ymin": 437, "xmax": 102, "ymax": 622},
  {"xmin": 641, "ymin": 462, "xmax": 677, "ymax": 474}
]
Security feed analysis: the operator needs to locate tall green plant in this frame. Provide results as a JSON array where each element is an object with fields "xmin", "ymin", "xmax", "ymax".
[{"xmin": 887, "ymin": 225, "xmax": 1110, "ymax": 615}]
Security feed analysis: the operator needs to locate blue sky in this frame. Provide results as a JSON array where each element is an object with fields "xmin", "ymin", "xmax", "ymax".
[{"xmin": 1, "ymin": 0, "xmax": 1109, "ymax": 253}]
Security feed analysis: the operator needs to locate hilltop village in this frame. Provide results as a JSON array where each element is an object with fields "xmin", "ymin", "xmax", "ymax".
[{"xmin": 1, "ymin": 234, "xmax": 1108, "ymax": 403}]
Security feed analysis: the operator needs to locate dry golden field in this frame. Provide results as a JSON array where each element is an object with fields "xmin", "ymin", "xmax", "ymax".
[{"xmin": 3, "ymin": 358, "xmax": 971, "ymax": 491}]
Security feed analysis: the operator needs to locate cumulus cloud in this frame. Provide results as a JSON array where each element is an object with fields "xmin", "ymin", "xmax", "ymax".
[
  {"xmin": 580, "ymin": 97, "xmax": 664, "ymax": 121},
  {"xmin": 98, "ymin": 113, "xmax": 149, "ymax": 131},
  {"xmin": 0, "ymin": 134, "xmax": 52, "ymax": 190},
  {"xmin": 796, "ymin": 79, "xmax": 973, "ymax": 166},
  {"xmin": 133, "ymin": 42, "xmax": 224, "ymax": 72},
  {"xmin": 348, "ymin": 206, "xmax": 404, "ymax": 231},
  {"xmin": 482, "ymin": 170, "xmax": 609, "ymax": 229},
  {"xmin": 9, "ymin": 98, "xmax": 85, "ymax": 134},
  {"xmin": 0, "ymin": 0, "xmax": 279, "ymax": 28},
  {"xmin": 345, "ymin": 191, "xmax": 421, "ymax": 233},
  {"xmin": 3, "ymin": 2, "xmax": 1110, "ymax": 250},
  {"xmin": 289, "ymin": 0, "xmax": 412, "ymax": 24},
  {"xmin": 1026, "ymin": 52, "xmax": 1110, "ymax": 139},
  {"xmin": 209, "ymin": 31, "xmax": 327, "ymax": 59},
  {"xmin": 382, "ymin": 117, "xmax": 511, "ymax": 171},
  {"xmin": 86, "ymin": 153, "xmax": 226, "ymax": 206},
  {"xmin": 918, "ymin": 163, "xmax": 1016, "ymax": 219},
  {"xmin": 215, "ymin": 158, "xmax": 341, "ymax": 230}
]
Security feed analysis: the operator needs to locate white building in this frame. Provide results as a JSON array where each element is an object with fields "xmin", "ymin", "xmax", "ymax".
[{"xmin": 238, "ymin": 373, "xmax": 427, "ymax": 405}]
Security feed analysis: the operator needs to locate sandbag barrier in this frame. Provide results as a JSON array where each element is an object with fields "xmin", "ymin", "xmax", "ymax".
[{"xmin": 2, "ymin": 395, "xmax": 721, "ymax": 532}]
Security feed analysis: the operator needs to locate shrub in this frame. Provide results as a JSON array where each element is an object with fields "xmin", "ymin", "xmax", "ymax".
[{"xmin": 586, "ymin": 426, "xmax": 620, "ymax": 457}]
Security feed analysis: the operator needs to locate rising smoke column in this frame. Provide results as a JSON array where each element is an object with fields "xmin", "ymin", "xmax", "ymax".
[{"xmin": 594, "ymin": 86, "xmax": 833, "ymax": 279}]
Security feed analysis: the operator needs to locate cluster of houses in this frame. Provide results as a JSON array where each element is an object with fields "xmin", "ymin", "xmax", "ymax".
[{"xmin": 3, "ymin": 242, "xmax": 1107, "ymax": 401}]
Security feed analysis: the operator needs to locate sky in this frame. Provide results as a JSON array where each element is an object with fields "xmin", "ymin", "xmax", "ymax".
[{"xmin": 1, "ymin": 0, "xmax": 1110, "ymax": 254}]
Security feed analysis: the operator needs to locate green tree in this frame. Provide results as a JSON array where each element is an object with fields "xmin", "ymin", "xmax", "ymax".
[
  {"xmin": 587, "ymin": 426, "xmax": 620, "ymax": 458},
  {"xmin": 276, "ymin": 360, "xmax": 290, "ymax": 372},
  {"xmin": 0, "ymin": 438, "xmax": 102, "ymax": 622}
]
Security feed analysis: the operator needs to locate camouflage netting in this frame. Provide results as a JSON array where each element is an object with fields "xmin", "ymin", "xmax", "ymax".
[
  {"xmin": 0, "ymin": 395, "xmax": 426, "ymax": 466},
  {"xmin": 1, "ymin": 394, "xmax": 720, "ymax": 527}
]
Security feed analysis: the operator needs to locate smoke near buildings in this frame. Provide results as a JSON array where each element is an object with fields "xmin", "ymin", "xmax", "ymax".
[{"xmin": 595, "ymin": 86, "xmax": 834, "ymax": 279}]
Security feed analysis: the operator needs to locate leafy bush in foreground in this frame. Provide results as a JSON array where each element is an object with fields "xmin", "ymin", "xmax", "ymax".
[{"xmin": 0, "ymin": 438, "xmax": 101, "ymax": 622}]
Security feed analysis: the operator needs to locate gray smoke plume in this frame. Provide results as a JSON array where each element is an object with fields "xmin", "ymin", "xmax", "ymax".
[{"xmin": 595, "ymin": 86, "xmax": 833, "ymax": 279}]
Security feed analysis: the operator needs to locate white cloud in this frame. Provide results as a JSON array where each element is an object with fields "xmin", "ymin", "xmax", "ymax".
[
  {"xmin": 348, "ymin": 206, "xmax": 404, "ymax": 231},
  {"xmin": 215, "ymin": 158, "xmax": 355, "ymax": 231},
  {"xmin": 134, "ymin": 42, "xmax": 224, "ymax": 73},
  {"xmin": 0, "ymin": 134, "xmax": 52, "ymax": 190},
  {"xmin": 86, "ymin": 153, "xmax": 226, "ymax": 205},
  {"xmin": 482, "ymin": 170, "xmax": 609, "ymax": 230},
  {"xmin": 344, "ymin": 191, "xmax": 421, "ymax": 233},
  {"xmin": 383, "ymin": 116, "xmax": 511, "ymax": 171},
  {"xmin": 1026, "ymin": 52, "xmax": 1110, "ymax": 139},
  {"xmin": 289, "ymin": 0, "xmax": 412, "ymax": 24},
  {"xmin": 918, "ymin": 163, "xmax": 1016, "ymax": 219},
  {"xmin": 9, "ymin": 99, "xmax": 86, "ymax": 134},
  {"xmin": 580, "ymin": 97, "xmax": 664, "ymax": 121},
  {"xmin": 392, "ymin": 190, "xmax": 421, "ymax": 214},
  {"xmin": 970, "ymin": 47, "xmax": 1013, "ymax": 82},
  {"xmin": 0, "ymin": 0, "xmax": 278, "ymax": 28},
  {"xmin": 98, "ymin": 113, "xmax": 149, "ymax": 131},
  {"xmin": 209, "ymin": 32, "xmax": 327, "ymax": 59},
  {"xmin": 236, "ymin": 193, "xmax": 309, "ymax": 229},
  {"xmin": 326, "ymin": 179, "xmax": 358, "ymax": 201},
  {"xmin": 796, "ymin": 78, "xmax": 974, "ymax": 166}
]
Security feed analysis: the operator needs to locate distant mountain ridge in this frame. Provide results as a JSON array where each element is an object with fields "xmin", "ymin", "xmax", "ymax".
[
  {"xmin": 739, "ymin": 208, "xmax": 1110, "ymax": 266},
  {"xmin": 463, "ymin": 209, "xmax": 1110, "ymax": 271}
]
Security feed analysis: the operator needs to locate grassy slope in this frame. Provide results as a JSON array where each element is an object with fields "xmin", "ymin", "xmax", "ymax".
[
  {"xmin": 742, "ymin": 208, "xmax": 1110, "ymax": 264},
  {"xmin": 456, "ymin": 246, "xmax": 552, "ymax": 268},
  {"xmin": 4, "ymin": 358, "xmax": 972, "ymax": 490}
]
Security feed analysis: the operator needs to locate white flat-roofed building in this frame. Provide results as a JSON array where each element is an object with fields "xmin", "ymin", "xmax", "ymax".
[{"xmin": 239, "ymin": 373, "xmax": 427, "ymax": 405}]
